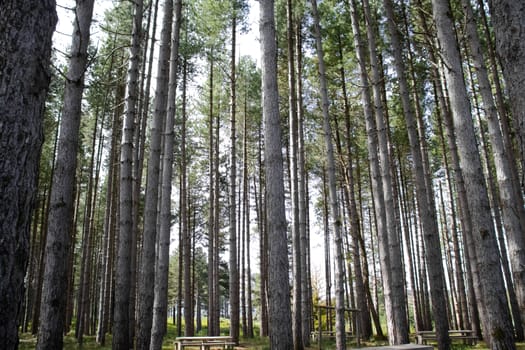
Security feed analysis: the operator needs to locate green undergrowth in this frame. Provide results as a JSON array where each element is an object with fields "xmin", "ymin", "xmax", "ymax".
[{"xmin": 18, "ymin": 327, "xmax": 525, "ymax": 350}]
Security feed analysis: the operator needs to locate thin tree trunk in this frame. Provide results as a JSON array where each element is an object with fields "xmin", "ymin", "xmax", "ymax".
[
  {"xmin": 96, "ymin": 77, "xmax": 123, "ymax": 344},
  {"xmin": 337, "ymin": 29, "xmax": 373, "ymax": 340},
  {"xmin": 182, "ymin": 42, "xmax": 194, "ymax": 338},
  {"xmin": 229, "ymin": 1, "xmax": 240, "ymax": 343},
  {"xmin": 207, "ymin": 53, "xmax": 217, "ymax": 337},
  {"xmin": 310, "ymin": 1, "xmax": 346, "ymax": 348},
  {"xmin": 294, "ymin": 19, "xmax": 311, "ymax": 347},
  {"xmin": 77, "ymin": 107, "xmax": 103, "ymax": 344},
  {"xmin": 213, "ymin": 77, "xmax": 221, "ymax": 336},
  {"xmin": 287, "ymin": 0, "xmax": 303, "ymax": 348}
]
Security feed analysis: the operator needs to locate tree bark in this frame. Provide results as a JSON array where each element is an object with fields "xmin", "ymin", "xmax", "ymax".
[
  {"xmin": 464, "ymin": 0, "xmax": 525, "ymax": 333},
  {"xmin": 36, "ymin": 0, "xmax": 93, "ymax": 348},
  {"xmin": 310, "ymin": 1, "xmax": 346, "ymax": 348},
  {"xmin": 431, "ymin": 0, "xmax": 516, "ymax": 348},
  {"xmin": 229, "ymin": 1, "xmax": 240, "ymax": 343},
  {"xmin": 287, "ymin": 0, "xmax": 303, "ymax": 349},
  {"xmin": 383, "ymin": 0, "xmax": 450, "ymax": 348},
  {"xmin": 150, "ymin": 1, "xmax": 182, "ymax": 348},
  {"xmin": 0, "ymin": 1, "xmax": 56, "ymax": 348},
  {"xmin": 489, "ymin": 0, "xmax": 525, "ymax": 189},
  {"xmin": 259, "ymin": 1, "xmax": 293, "ymax": 348}
]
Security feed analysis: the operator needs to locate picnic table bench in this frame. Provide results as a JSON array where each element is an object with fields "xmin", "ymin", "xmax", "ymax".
[
  {"xmin": 310, "ymin": 330, "xmax": 355, "ymax": 341},
  {"xmin": 174, "ymin": 336, "xmax": 235, "ymax": 350},
  {"xmin": 364, "ymin": 343, "xmax": 433, "ymax": 350},
  {"xmin": 416, "ymin": 330, "xmax": 477, "ymax": 345}
]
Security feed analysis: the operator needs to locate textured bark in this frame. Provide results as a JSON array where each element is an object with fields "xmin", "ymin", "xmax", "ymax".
[
  {"xmin": 76, "ymin": 107, "xmax": 102, "ymax": 344},
  {"xmin": 0, "ymin": 1, "xmax": 56, "ymax": 348},
  {"xmin": 310, "ymin": 1, "xmax": 346, "ymax": 348},
  {"xmin": 287, "ymin": 0, "xmax": 303, "ymax": 348},
  {"xmin": 182, "ymin": 50, "xmax": 194, "ymax": 338},
  {"xmin": 134, "ymin": 0, "xmax": 171, "ymax": 348},
  {"xmin": 259, "ymin": 0, "xmax": 293, "ymax": 348},
  {"xmin": 229, "ymin": 2, "xmax": 240, "ymax": 343},
  {"xmin": 213, "ymin": 72, "xmax": 221, "ymax": 336},
  {"xmin": 150, "ymin": 1, "xmax": 181, "ymax": 348},
  {"xmin": 254, "ymin": 137, "xmax": 269, "ymax": 337},
  {"xmin": 295, "ymin": 21, "xmax": 311, "ymax": 347},
  {"xmin": 347, "ymin": 0, "xmax": 405, "ymax": 342},
  {"xmin": 113, "ymin": 0, "xmax": 144, "ymax": 348},
  {"xmin": 96, "ymin": 79, "xmax": 123, "ymax": 344},
  {"xmin": 337, "ymin": 33, "xmax": 373, "ymax": 339},
  {"xmin": 432, "ymin": 0, "xmax": 516, "ymax": 348},
  {"xmin": 354, "ymin": 0, "xmax": 409, "ymax": 343},
  {"xmin": 36, "ymin": 0, "xmax": 93, "ymax": 348},
  {"xmin": 416, "ymin": 1, "xmax": 482, "ymax": 333},
  {"xmin": 207, "ymin": 55, "xmax": 218, "ymax": 336},
  {"xmin": 383, "ymin": 0, "xmax": 450, "ymax": 348},
  {"xmin": 489, "ymin": 0, "xmax": 525, "ymax": 187},
  {"xmin": 465, "ymin": 0, "xmax": 525, "ymax": 333}
]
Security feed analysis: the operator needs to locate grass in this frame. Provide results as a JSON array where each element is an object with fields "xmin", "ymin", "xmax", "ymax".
[{"xmin": 18, "ymin": 326, "xmax": 525, "ymax": 350}]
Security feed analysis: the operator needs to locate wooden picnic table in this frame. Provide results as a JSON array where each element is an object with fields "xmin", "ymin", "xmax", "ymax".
[
  {"xmin": 416, "ymin": 329, "xmax": 477, "ymax": 345},
  {"xmin": 174, "ymin": 336, "xmax": 235, "ymax": 350}
]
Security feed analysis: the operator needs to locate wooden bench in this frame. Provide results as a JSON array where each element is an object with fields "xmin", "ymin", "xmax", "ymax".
[
  {"xmin": 364, "ymin": 344, "xmax": 433, "ymax": 350},
  {"xmin": 174, "ymin": 336, "xmax": 235, "ymax": 350},
  {"xmin": 416, "ymin": 330, "xmax": 477, "ymax": 345},
  {"xmin": 310, "ymin": 330, "xmax": 354, "ymax": 342}
]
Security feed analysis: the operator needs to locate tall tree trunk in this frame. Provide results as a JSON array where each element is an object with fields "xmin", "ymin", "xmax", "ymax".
[
  {"xmin": 96, "ymin": 75, "xmax": 123, "ymax": 344},
  {"xmin": 254, "ymin": 138, "xmax": 269, "ymax": 337},
  {"xmin": 229, "ymin": 1, "xmax": 240, "ymax": 343},
  {"xmin": 431, "ymin": 0, "xmax": 516, "ymax": 348},
  {"xmin": 113, "ymin": 0, "xmax": 144, "ymax": 347},
  {"xmin": 361, "ymin": 0, "xmax": 409, "ymax": 343},
  {"xmin": 36, "ymin": 1, "xmax": 93, "ymax": 348},
  {"xmin": 150, "ymin": 1, "xmax": 182, "ymax": 348},
  {"xmin": 295, "ymin": 19, "xmax": 312, "ymax": 347},
  {"xmin": 383, "ymin": 0, "xmax": 450, "ymax": 347},
  {"xmin": 489, "ymin": 0, "xmax": 525, "ymax": 189},
  {"xmin": 182, "ymin": 41, "xmax": 194, "ymax": 338},
  {"xmin": 0, "ymin": 1, "xmax": 56, "ymax": 347},
  {"xmin": 207, "ymin": 53, "xmax": 218, "ymax": 336},
  {"xmin": 287, "ymin": 1, "xmax": 303, "ymax": 349},
  {"xmin": 134, "ymin": 0, "xmax": 173, "ymax": 348},
  {"xmin": 348, "ymin": 0, "xmax": 408, "ymax": 343},
  {"xmin": 213, "ymin": 71, "xmax": 222, "ymax": 336},
  {"xmin": 463, "ymin": 0, "xmax": 525, "ymax": 333},
  {"xmin": 310, "ymin": 1, "xmax": 346, "ymax": 348},
  {"xmin": 468, "ymin": 63, "xmax": 524, "ymax": 340},
  {"xmin": 337, "ymin": 30, "xmax": 373, "ymax": 340},
  {"xmin": 77, "ymin": 107, "xmax": 103, "ymax": 344},
  {"xmin": 259, "ymin": 1, "xmax": 293, "ymax": 348},
  {"xmin": 420, "ymin": 3, "xmax": 482, "ymax": 331}
]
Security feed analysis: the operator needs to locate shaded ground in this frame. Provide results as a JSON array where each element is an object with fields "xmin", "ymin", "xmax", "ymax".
[{"xmin": 18, "ymin": 330, "xmax": 525, "ymax": 350}]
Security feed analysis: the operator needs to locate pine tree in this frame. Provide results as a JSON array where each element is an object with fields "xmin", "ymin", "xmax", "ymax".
[{"xmin": 0, "ymin": 1, "xmax": 56, "ymax": 348}]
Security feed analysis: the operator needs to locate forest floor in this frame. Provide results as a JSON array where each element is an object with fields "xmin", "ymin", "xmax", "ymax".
[
  {"xmin": 17, "ymin": 331, "xmax": 525, "ymax": 350},
  {"xmin": 18, "ymin": 322, "xmax": 525, "ymax": 350}
]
